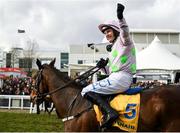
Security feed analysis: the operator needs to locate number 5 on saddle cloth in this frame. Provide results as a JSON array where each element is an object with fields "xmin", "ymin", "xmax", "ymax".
[{"xmin": 94, "ymin": 87, "xmax": 142, "ymax": 132}]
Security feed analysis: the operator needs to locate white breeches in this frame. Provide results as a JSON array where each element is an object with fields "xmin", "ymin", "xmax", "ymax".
[{"xmin": 81, "ymin": 71, "xmax": 133, "ymax": 96}]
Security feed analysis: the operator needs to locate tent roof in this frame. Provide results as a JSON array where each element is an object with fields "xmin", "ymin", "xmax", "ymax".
[{"xmin": 137, "ymin": 36, "xmax": 180, "ymax": 71}]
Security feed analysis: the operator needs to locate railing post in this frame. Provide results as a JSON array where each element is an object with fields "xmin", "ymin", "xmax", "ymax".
[
  {"xmin": 21, "ymin": 97, "xmax": 23, "ymax": 110},
  {"xmin": 8, "ymin": 96, "xmax": 11, "ymax": 110}
]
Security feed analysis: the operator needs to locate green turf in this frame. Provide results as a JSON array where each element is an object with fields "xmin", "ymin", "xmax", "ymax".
[{"xmin": 0, "ymin": 111, "xmax": 64, "ymax": 132}]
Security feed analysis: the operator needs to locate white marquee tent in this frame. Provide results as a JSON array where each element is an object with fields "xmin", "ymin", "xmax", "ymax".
[
  {"xmin": 136, "ymin": 36, "xmax": 180, "ymax": 83},
  {"xmin": 137, "ymin": 36, "xmax": 180, "ymax": 70}
]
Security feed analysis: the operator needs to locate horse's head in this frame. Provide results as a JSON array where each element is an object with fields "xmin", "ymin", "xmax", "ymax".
[{"xmin": 35, "ymin": 58, "xmax": 56, "ymax": 102}]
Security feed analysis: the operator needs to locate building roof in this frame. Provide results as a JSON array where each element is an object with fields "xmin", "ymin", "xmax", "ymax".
[
  {"xmin": 137, "ymin": 36, "xmax": 180, "ymax": 70},
  {"xmin": 130, "ymin": 29, "xmax": 180, "ymax": 34}
]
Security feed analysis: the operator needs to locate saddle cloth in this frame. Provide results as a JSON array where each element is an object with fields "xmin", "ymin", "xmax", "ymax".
[{"xmin": 94, "ymin": 93, "xmax": 140, "ymax": 132}]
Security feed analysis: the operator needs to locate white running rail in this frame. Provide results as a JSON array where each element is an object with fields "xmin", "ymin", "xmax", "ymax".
[{"xmin": 0, "ymin": 95, "xmax": 30, "ymax": 110}]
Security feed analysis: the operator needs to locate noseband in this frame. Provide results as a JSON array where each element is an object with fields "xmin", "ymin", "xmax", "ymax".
[{"xmin": 34, "ymin": 68, "xmax": 46, "ymax": 102}]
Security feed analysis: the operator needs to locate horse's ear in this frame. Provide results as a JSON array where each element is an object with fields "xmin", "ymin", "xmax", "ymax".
[
  {"xmin": 49, "ymin": 58, "xmax": 56, "ymax": 67},
  {"xmin": 36, "ymin": 58, "xmax": 42, "ymax": 70}
]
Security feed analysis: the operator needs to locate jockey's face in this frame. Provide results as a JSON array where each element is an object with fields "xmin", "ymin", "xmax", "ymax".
[{"xmin": 104, "ymin": 28, "xmax": 115, "ymax": 43}]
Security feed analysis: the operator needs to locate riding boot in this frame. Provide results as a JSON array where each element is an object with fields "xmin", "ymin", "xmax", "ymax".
[{"xmin": 84, "ymin": 92, "xmax": 119, "ymax": 128}]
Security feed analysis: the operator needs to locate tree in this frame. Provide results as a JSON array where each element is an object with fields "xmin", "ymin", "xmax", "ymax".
[
  {"xmin": 11, "ymin": 47, "xmax": 23, "ymax": 68},
  {"xmin": 22, "ymin": 39, "xmax": 39, "ymax": 76}
]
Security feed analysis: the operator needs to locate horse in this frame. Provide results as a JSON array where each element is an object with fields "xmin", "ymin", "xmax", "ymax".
[{"xmin": 35, "ymin": 58, "xmax": 180, "ymax": 132}]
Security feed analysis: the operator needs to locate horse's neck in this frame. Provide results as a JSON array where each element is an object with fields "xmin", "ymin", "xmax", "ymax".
[
  {"xmin": 54, "ymin": 87, "xmax": 87, "ymax": 118},
  {"xmin": 48, "ymin": 75, "xmax": 84, "ymax": 118}
]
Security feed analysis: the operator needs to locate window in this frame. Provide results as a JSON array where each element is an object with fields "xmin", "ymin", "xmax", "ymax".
[
  {"xmin": 61, "ymin": 53, "xmax": 69, "ymax": 68},
  {"xmin": 156, "ymin": 33, "xmax": 169, "ymax": 44},
  {"xmin": 6, "ymin": 53, "xmax": 11, "ymax": 67},
  {"xmin": 61, "ymin": 53, "xmax": 69, "ymax": 59},
  {"xmin": 19, "ymin": 58, "xmax": 32, "ymax": 68},
  {"xmin": 147, "ymin": 33, "xmax": 155, "ymax": 44},
  {"xmin": 78, "ymin": 60, "xmax": 83, "ymax": 64},
  {"xmin": 170, "ymin": 33, "xmax": 179, "ymax": 44},
  {"xmin": 133, "ymin": 33, "xmax": 146, "ymax": 43}
]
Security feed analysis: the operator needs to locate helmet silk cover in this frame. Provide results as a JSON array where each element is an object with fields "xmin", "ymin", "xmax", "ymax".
[{"xmin": 98, "ymin": 20, "xmax": 120, "ymax": 33}]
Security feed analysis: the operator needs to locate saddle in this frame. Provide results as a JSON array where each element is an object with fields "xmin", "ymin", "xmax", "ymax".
[{"xmin": 94, "ymin": 87, "xmax": 142, "ymax": 132}]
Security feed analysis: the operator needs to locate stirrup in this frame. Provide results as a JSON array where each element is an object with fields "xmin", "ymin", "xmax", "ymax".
[{"xmin": 100, "ymin": 113, "xmax": 119, "ymax": 129}]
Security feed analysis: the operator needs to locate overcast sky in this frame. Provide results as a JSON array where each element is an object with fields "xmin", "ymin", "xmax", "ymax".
[{"xmin": 1, "ymin": 0, "xmax": 180, "ymax": 51}]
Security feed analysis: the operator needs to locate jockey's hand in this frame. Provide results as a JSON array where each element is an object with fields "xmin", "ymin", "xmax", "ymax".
[
  {"xmin": 117, "ymin": 3, "xmax": 125, "ymax": 20},
  {"xmin": 96, "ymin": 58, "xmax": 109, "ymax": 69}
]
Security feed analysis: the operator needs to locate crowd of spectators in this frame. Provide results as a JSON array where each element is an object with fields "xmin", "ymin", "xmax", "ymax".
[
  {"xmin": 0, "ymin": 74, "xmax": 170, "ymax": 95},
  {"xmin": 135, "ymin": 80, "xmax": 166, "ymax": 89},
  {"xmin": 0, "ymin": 76, "xmax": 34, "ymax": 95}
]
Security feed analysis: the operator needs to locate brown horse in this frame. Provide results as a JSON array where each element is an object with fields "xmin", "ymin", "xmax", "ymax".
[{"xmin": 35, "ymin": 58, "xmax": 180, "ymax": 132}]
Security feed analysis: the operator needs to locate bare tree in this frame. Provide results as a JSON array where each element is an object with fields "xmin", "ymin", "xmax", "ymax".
[
  {"xmin": 21, "ymin": 39, "xmax": 39, "ymax": 76},
  {"xmin": 11, "ymin": 47, "xmax": 23, "ymax": 68}
]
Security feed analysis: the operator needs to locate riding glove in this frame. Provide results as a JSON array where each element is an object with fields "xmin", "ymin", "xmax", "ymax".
[
  {"xmin": 96, "ymin": 58, "xmax": 109, "ymax": 69},
  {"xmin": 117, "ymin": 3, "xmax": 125, "ymax": 20}
]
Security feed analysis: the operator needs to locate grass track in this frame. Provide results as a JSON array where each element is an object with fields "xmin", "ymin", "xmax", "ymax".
[{"xmin": 0, "ymin": 109, "xmax": 64, "ymax": 132}]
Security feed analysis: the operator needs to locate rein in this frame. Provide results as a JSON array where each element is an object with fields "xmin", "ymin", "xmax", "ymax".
[
  {"xmin": 35, "ymin": 65, "xmax": 100, "ymax": 97},
  {"xmin": 35, "ymin": 65, "xmax": 101, "ymax": 122}
]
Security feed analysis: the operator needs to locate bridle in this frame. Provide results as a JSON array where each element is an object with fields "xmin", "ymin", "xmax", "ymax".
[
  {"xmin": 34, "ymin": 65, "xmax": 101, "ymax": 121},
  {"xmin": 33, "ymin": 68, "xmax": 48, "ymax": 106},
  {"xmin": 35, "ymin": 65, "xmax": 101, "ymax": 98}
]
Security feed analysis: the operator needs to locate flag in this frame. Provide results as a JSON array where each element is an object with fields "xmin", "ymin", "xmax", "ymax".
[{"xmin": 18, "ymin": 29, "xmax": 25, "ymax": 33}]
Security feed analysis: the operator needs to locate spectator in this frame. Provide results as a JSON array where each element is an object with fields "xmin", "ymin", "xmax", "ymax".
[{"xmin": 0, "ymin": 76, "xmax": 33, "ymax": 95}]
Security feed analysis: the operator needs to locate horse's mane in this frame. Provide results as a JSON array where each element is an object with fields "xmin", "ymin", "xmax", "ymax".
[{"xmin": 43, "ymin": 64, "xmax": 83, "ymax": 89}]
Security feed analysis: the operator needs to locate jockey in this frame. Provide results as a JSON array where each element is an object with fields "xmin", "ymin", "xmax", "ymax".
[{"xmin": 81, "ymin": 3, "xmax": 136, "ymax": 128}]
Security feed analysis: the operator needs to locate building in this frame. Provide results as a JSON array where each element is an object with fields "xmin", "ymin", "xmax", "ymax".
[
  {"xmin": 68, "ymin": 29, "xmax": 180, "ymax": 81},
  {"xmin": 68, "ymin": 44, "xmax": 108, "ymax": 78},
  {"xmin": 32, "ymin": 50, "xmax": 69, "ymax": 72},
  {"xmin": 1, "ymin": 47, "xmax": 69, "ymax": 76},
  {"xmin": 1, "ymin": 29, "xmax": 180, "ymax": 80},
  {"xmin": 69, "ymin": 29, "xmax": 180, "ymax": 66},
  {"xmin": 0, "ymin": 49, "xmax": 6, "ymax": 68},
  {"xmin": 130, "ymin": 29, "xmax": 180, "ymax": 56}
]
